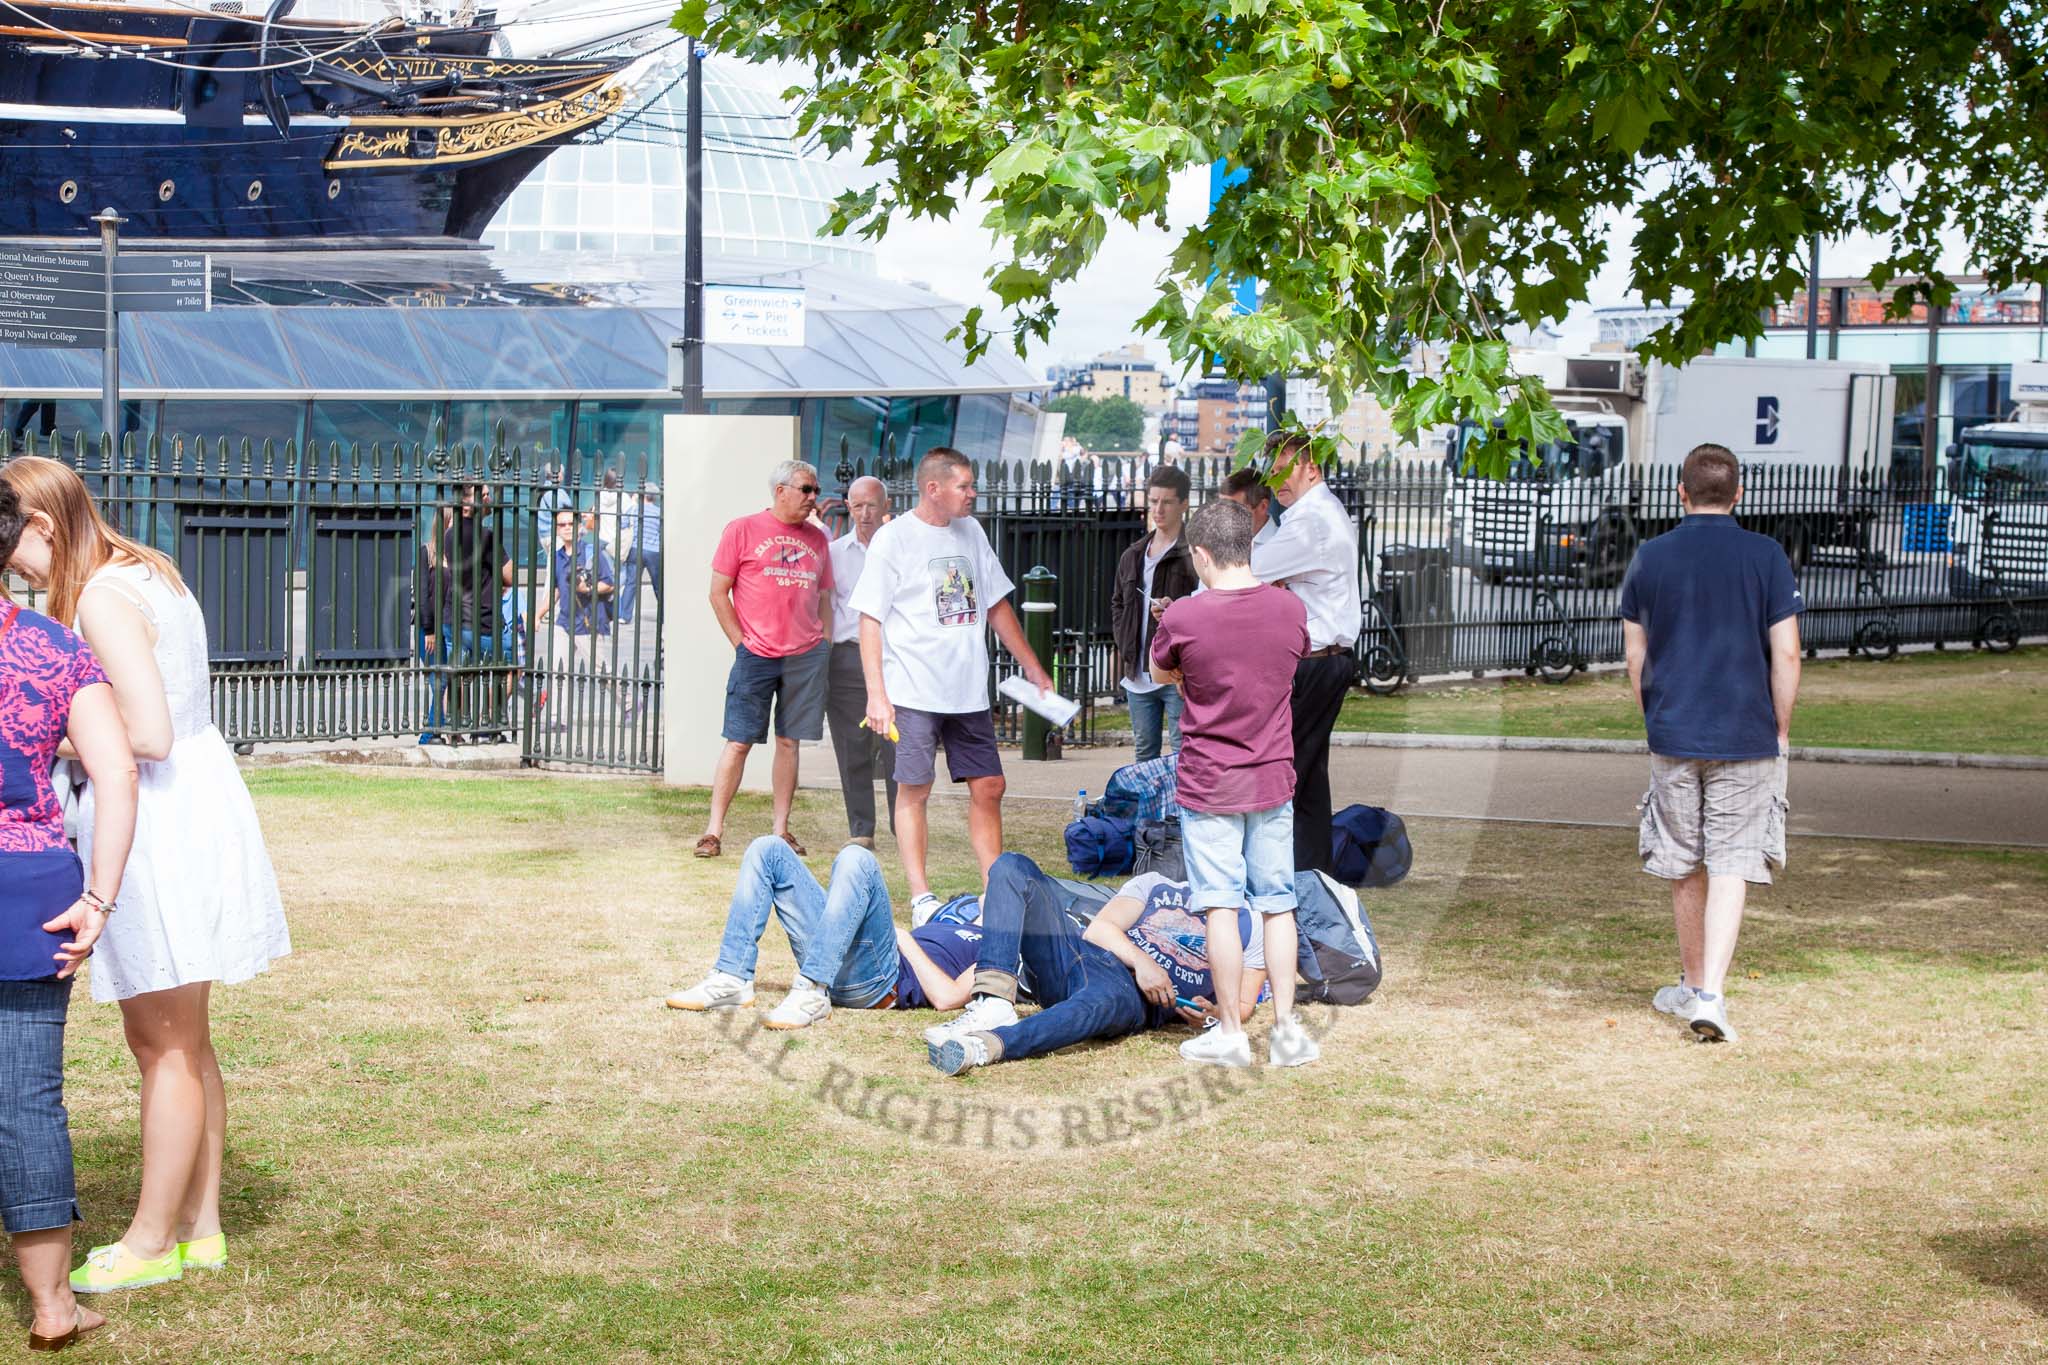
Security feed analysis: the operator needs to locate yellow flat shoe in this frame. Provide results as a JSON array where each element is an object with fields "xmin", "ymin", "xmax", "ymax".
[
  {"xmin": 69, "ymin": 1240, "xmax": 182, "ymax": 1294},
  {"xmin": 180, "ymin": 1233, "xmax": 228, "ymax": 1271}
]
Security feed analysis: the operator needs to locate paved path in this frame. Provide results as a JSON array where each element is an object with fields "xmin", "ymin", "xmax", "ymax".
[{"xmin": 805, "ymin": 736, "xmax": 2048, "ymax": 848}]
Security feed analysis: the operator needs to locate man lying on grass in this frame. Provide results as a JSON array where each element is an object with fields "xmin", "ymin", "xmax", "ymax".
[
  {"xmin": 923, "ymin": 852, "xmax": 1279, "ymax": 1075},
  {"xmin": 667, "ymin": 837, "xmax": 982, "ymax": 1028}
]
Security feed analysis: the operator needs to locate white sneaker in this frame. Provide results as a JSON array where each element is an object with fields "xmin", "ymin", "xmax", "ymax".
[
  {"xmin": 909, "ymin": 893, "xmax": 941, "ymax": 929},
  {"xmin": 1179, "ymin": 1027, "xmax": 1252, "ymax": 1068},
  {"xmin": 1652, "ymin": 983, "xmax": 1695, "ymax": 1017},
  {"xmin": 921, "ymin": 994, "xmax": 1019, "ymax": 1048},
  {"xmin": 665, "ymin": 971, "xmax": 754, "ymax": 1011},
  {"xmin": 1267, "ymin": 1015, "xmax": 1321, "ymax": 1068},
  {"xmin": 1686, "ymin": 992, "xmax": 1738, "ymax": 1043},
  {"xmin": 764, "ymin": 982, "xmax": 832, "ymax": 1030},
  {"xmin": 929, "ymin": 1033, "xmax": 989, "ymax": 1076}
]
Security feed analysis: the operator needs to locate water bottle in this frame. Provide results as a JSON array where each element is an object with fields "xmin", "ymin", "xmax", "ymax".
[{"xmin": 1073, "ymin": 788, "xmax": 1088, "ymax": 821}]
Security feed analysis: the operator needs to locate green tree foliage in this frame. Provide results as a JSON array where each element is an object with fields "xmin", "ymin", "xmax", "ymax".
[
  {"xmin": 674, "ymin": 0, "xmax": 2047, "ymax": 477},
  {"xmin": 1045, "ymin": 394, "xmax": 1148, "ymax": 450}
]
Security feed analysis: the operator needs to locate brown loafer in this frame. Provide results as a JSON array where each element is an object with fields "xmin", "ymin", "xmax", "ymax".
[
  {"xmin": 779, "ymin": 832, "xmax": 807, "ymax": 857},
  {"xmin": 693, "ymin": 834, "xmax": 721, "ymax": 859}
]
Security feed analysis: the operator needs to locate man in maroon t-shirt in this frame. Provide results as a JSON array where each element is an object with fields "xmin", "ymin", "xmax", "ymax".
[
  {"xmin": 1151, "ymin": 497, "xmax": 1318, "ymax": 1070},
  {"xmin": 696, "ymin": 459, "xmax": 833, "ymax": 859}
]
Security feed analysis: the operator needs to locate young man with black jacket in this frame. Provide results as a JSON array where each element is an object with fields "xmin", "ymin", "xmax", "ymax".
[{"xmin": 1110, "ymin": 464, "xmax": 1198, "ymax": 761}]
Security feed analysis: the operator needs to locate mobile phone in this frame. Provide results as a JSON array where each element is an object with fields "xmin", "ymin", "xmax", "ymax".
[{"xmin": 1173, "ymin": 995, "xmax": 1203, "ymax": 1012}]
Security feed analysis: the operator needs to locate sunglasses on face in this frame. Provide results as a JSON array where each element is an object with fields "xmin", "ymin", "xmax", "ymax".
[{"xmin": 791, "ymin": 484, "xmax": 820, "ymax": 496}]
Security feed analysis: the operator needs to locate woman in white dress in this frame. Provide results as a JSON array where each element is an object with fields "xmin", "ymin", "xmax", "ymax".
[{"xmin": 2, "ymin": 457, "xmax": 290, "ymax": 1295}]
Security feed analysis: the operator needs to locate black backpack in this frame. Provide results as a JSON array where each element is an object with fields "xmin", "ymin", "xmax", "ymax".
[{"xmin": 1292, "ymin": 870, "xmax": 1384, "ymax": 1005}]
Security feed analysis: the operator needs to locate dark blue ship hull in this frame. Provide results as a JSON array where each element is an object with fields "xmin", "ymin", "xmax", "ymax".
[
  {"xmin": 0, "ymin": 116, "xmax": 552, "ymax": 239},
  {"xmin": 0, "ymin": 3, "xmax": 622, "ymax": 243}
]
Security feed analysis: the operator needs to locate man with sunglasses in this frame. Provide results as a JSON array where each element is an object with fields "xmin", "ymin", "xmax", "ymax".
[{"xmin": 696, "ymin": 460, "xmax": 834, "ymax": 860}]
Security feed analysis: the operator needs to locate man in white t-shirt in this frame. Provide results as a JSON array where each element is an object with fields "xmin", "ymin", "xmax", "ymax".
[
  {"xmin": 1250, "ymin": 433, "xmax": 1362, "ymax": 876},
  {"xmin": 849, "ymin": 447, "xmax": 1053, "ymax": 926}
]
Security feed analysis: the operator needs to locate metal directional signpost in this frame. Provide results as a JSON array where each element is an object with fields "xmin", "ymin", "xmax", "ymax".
[{"xmin": 0, "ymin": 209, "xmax": 210, "ymax": 436}]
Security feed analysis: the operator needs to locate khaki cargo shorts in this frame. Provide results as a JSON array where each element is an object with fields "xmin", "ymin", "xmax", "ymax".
[{"xmin": 1637, "ymin": 752, "xmax": 1789, "ymax": 885}]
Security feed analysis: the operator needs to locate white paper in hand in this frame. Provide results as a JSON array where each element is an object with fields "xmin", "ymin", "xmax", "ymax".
[{"xmin": 998, "ymin": 675, "xmax": 1080, "ymax": 728}]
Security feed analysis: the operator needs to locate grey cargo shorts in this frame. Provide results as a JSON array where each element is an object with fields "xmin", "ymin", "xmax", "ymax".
[{"xmin": 1637, "ymin": 752, "xmax": 1789, "ymax": 885}]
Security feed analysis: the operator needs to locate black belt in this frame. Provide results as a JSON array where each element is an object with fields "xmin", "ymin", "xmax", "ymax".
[{"xmin": 1304, "ymin": 644, "xmax": 1352, "ymax": 658}]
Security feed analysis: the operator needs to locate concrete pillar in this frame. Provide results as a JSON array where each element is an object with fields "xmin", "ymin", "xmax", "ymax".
[{"xmin": 661, "ymin": 413, "xmax": 801, "ymax": 790}]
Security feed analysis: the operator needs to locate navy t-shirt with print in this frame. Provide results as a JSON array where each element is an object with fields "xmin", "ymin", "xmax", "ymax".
[
  {"xmin": 1114, "ymin": 872, "xmax": 1264, "ymax": 1006},
  {"xmin": 1618, "ymin": 513, "xmax": 1802, "ymax": 761},
  {"xmin": 892, "ymin": 922, "xmax": 984, "ymax": 1008}
]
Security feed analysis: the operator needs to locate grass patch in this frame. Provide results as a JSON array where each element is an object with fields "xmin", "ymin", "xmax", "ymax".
[
  {"xmin": 1336, "ymin": 647, "xmax": 2048, "ymax": 755},
  {"xmin": 16, "ymin": 769, "xmax": 2045, "ymax": 1361}
]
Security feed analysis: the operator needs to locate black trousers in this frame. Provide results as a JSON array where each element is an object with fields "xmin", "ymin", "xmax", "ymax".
[
  {"xmin": 1290, "ymin": 651, "xmax": 1355, "ymax": 875},
  {"xmin": 826, "ymin": 641, "xmax": 896, "ymax": 839}
]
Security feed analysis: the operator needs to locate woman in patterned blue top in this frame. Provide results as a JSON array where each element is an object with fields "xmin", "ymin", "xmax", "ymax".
[{"xmin": 0, "ymin": 480, "xmax": 138, "ymax": 1351}]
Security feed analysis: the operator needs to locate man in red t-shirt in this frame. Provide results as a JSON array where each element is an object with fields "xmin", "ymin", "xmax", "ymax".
[{"xmin": 696, "ymin": 459, "xmax": 833, "ymax": 859}]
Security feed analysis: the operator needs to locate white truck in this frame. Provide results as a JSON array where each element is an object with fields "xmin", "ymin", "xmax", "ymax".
[
  {"xmin": 1443, "ymin": 354, "xmax": 1896, "ymax": 585},
  {"xmin": 1945, "ymin": 359, "xmax": 2048, "ymax": 629}
]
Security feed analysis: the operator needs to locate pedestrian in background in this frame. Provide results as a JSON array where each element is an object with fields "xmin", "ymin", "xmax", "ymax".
[
  {"xmin": 619, "ymin": 480, "xmax": 662, "ymax": 627},
  {"xmin": 1112, "ymin": 465, "xmax": 1196, "ymax": 761},
  {"xmin": 695, "ymin": 460, "xmax": 833, "ymax": 860},
  {"xmin": 1622, "ymin": 443, "xmax": 1802, "ymax": 1044},
  {"xmin": 1249, "ymin": 434, "xmax": 1361, "ymax": 876},
  {"xmin": 535, "ymin": 505, "xmax": 620, "ymax": 726},
  {"xmin": 826, "ymin": 476, "xmax": 896, "ymax": 848}
]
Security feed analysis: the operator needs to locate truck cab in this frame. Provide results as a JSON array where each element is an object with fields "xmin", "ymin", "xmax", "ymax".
[
  {"xmin": 1945, "ymin": 420, "xmax": 2048, "ymax": 600},
  {"xmin": 1442, "ymin": 406, "xmax": 1638, "ymax": 586}
]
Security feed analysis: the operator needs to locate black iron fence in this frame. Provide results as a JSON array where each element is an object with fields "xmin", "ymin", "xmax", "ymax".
[
  {"xmin": 1, "ymin": 428, "xmax": 664, "ymax": 772},
  {"xmin": 7, "ymin": 431, "xmax": 2040, "ymax": 775},
  {"xmin": 833, "ymin": 448, "xmax": 2045, "ymax": 738}
]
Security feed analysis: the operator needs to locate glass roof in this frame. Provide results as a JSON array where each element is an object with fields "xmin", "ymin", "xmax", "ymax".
[{"xmin": 0, "ymin": 251, "xmax": 1037, "ymax": 398}]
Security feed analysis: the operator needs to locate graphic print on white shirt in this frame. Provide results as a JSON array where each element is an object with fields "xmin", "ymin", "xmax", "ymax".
[{"xmin": 931, "ymin": 556, "xmax": 979, "ymax": 626}]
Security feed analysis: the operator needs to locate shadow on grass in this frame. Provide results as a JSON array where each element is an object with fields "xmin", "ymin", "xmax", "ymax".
[{"xmin": 1931, "ymin": 1225, "xmax": 2048, "ymax": 1319}]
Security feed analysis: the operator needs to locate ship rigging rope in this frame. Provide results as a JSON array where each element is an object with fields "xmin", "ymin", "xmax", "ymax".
[{"xmin": 0, "ymin": 0, "xmax": 395, "ymax": 71}]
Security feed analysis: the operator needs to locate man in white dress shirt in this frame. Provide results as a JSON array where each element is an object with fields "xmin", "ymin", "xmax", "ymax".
[
  {"xmin": 825, "ymin": 477, "xmax": 895, "ymax": 848},
  {"xmin": 1249, "ymin": 432, "xmax": 1362, "ymax": 875}
]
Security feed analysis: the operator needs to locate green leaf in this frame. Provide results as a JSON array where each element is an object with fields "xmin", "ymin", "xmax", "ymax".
[{"xmin": 986, "ymin": 140, "xmax": 1056, "ymax": 187}]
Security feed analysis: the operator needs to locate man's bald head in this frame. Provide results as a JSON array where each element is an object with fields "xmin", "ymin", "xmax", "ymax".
[{"xmin": 846, "ymin": 474, "xmax": 890, "ymax": 543}]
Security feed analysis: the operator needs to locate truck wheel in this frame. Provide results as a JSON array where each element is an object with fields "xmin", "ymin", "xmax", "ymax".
[
  {"xmin": 1981, "ymin": 612, "xmax": 2021, "ymax": 654},
  {"xmin": 1854, "ymin": 619, "xmax": 1899, "ymax": 661}
]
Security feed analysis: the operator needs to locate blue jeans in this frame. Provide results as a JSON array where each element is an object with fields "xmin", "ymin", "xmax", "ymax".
[
  {"xmin": 1123, "ymin": 683, "xmax": 1183, "ymax": 762},
  {"xmin": 974, "ymin": 853, "xmax": 1155, "ymax": 1063},
  {"xmin": 710, "ymin": 838, "xmax": 900, "ymax": 1006},
  {"xmin": 0, "ymin": 977, "xmax": 79, "ymax": 1235},
  {"xmin": 420, "ymin": 628, "xmax": 507, "ymax": 739},
  {"xmin": 618, "ymin": 548, "xmax": 660, "ymax": 625}
]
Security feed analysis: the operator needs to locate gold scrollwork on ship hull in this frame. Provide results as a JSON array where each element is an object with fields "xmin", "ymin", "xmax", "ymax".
[
  {"xmin": 321, "ymin": 54, "xmax": 611, "ymax": 83},
  {"xmin": 322, "ymin": 79, "xmax": 627, "ymax": 171},
  {"xmin": 333, "ymin": 128, "xmax": 410, "ymax": 160}
]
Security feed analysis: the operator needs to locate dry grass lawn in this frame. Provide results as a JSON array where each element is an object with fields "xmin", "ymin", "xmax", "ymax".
[
  {"xmin": 1335, "ymin": 647, "xmax": 2048, "ymax": 755},
  {"xmin": 13, "ymin": 769, "xmax": 2045, "ymax": 1362}
]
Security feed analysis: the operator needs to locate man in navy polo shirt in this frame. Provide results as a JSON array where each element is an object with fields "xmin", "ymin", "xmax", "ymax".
[{"xmin": 1621, "ymin": 443, "xmax": 1803, "ymax": 1044}]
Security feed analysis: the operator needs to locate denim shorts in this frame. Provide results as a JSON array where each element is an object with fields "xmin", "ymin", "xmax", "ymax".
[
  {"xmin": 1182, "ymin": 803, "xmax": 1298, "ymax": 916},
  {"xmin": 892, "ymin": 706, "xmax": 1003, "ymax": 785},
  {"xmin": 0, "ymin": 977, "xmax": 81, "ymax": 1235},
  {"xmin": 722, "ymin": 641, "xmax": 830, "ymax": 744}
]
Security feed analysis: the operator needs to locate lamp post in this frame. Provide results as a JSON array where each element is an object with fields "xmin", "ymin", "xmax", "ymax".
[{"xmin": 680, "ymin": 39, "xmax": 706, "ymax": 416}]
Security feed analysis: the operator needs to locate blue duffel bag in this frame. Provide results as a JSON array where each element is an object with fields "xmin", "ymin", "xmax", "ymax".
[{"xmin": 1065, "ymin": 812, "xmax": 1136, "ymax": 878}]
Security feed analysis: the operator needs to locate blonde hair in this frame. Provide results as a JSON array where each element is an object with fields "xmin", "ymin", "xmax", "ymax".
[{"xmin": 0, "ymin": 455, "xmax": 187, "ymax": 626}]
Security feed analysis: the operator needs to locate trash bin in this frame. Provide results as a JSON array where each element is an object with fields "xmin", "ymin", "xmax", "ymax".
[{"xmin": 1376, "ymin": 544, "xmax": 1452, "ymax": 673}]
